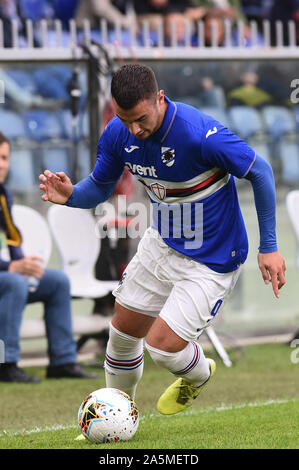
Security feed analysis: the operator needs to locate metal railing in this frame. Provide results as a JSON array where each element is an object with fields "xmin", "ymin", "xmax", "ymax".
[{"xmin": 0, "ymin": 18, "xmax": 298, "ymax": 62}]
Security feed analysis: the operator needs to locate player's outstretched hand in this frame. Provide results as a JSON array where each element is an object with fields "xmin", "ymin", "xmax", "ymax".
[
  {"xmin": 258, "ymin": 251, "xmax": 286, "ymax": 299},
  {"xmin": 39, "ymin": 170, "xmax": 73, "ymax": 205}
]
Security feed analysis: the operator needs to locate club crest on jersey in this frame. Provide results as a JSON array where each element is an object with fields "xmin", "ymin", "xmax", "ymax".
[
  {"xmin": 150, "ymin": 182, "xmax": 166, "ymax": 200},
  {"xmin": 161, "ymin": 147, "xmax": 175, "ymax": 167}
]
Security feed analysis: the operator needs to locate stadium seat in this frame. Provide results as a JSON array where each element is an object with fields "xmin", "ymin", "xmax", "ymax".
[
  {"xmin": 277, "ymin": 139, "xmax": 299, "ymax": 185},
  {"xmin": 8, "ymin": 148, "xmax": 35, "ymax": 191},
  {"xmin": 19, "ymin": 0, "xmax": 53, "ymax": 22},
  {"xmin": 11, "ymin": 205, "xmax": 52, "ymax": 264},
  {"xmin": 228, "ymin": 106, "xmax": 264, "ymax": 139},
  {"xmin": 286, "ymin": 190, "xmax": 299, "ymax": 270},
  {"xmin": 24, "ymin": 110, "xmax": 64, "ymax": 142},
  {"xmin": 60, "ymin": 109, "xmax": 89, "ymax": 140},
  {"xmin": 261, "ymin": 106, "xmax": 296, "ymax": 139},
  {"xmin": 47, "ymin": 205, "xmax": 118, "ymax": 298},
  {"xmin": 0, "ymin": 110, "xmax": 27, "ymax": 140}
]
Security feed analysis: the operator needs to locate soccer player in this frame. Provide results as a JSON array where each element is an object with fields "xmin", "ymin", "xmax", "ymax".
[{"xmin": 39, "ymin": 64, "xmax": 286, "ymax": 415}]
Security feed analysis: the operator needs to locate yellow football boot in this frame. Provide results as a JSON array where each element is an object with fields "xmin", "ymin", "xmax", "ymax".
[{"xmin": 157, "ymin": 358, "xmax": 216, "ymax": 415}]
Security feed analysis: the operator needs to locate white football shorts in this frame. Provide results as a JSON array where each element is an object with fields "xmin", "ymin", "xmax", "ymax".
[{"xmin": 113, "ymin": 227, "xmax": 242, "ymax": 342}]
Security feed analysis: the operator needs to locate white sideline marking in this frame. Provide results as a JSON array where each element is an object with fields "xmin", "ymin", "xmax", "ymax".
[
  {"xmin": 0, "ymin": 398, "xmax": 297, "ymax": 438},
  {"xmin": 0, "ymin": 423, "xmax": 78, "ymax": 438}
]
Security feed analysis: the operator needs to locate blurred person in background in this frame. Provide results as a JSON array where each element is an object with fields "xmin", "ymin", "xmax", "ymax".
[
  {"xmin": 190, "ymin": 0, "xmax": 253, "ymax": 41},
  {"xmin": 197, "ymin": 76, "xmax": 226, "ymax": 108},
  {"xmin": 0, "ymin": 132, "xmax": 98, "ymax": 383},
  {"xmin": 227, "ymin": 69, "xmax": 273, "ymax": 108},
  {"xmin": 0, "ymin": 0, "xmax": 43, "ymax": 47},
  {"xmin": 163, "ymin": 11, "xmax": 191, "ymax": 44},
  {"xmin": 201, "ymin": 9, "xmax": 226, "ymax": 45},
  {"xmin": 39, "ymin": 64, "xmax": 286, "ymax": 417}
]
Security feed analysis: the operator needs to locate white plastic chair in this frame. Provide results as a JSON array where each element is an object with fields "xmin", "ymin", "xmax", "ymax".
[
  {"xmin": 286, "ymin": 190, "xmax": 299, "ymax": 270},
  {"xmin": 12, "ymin": 204, "xmax": 52, "ymax": 264},
  {"xmin": 47, "ymin": 205, "xmax": 118, "ymax": 298},
  {"xmin": 278, "ymin": 140, "xmax": 299, "ymax": 186}
]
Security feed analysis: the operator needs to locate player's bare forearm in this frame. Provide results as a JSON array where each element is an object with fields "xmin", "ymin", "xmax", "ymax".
[{"xmin": 257, "ymin": 251, "xmax": 286, "ymax": 298}]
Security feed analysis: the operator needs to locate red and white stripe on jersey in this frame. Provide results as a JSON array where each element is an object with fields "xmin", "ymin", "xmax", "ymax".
[{"xmin": 136, "ymin": 167, "xmax": 230, "ymax": 204}]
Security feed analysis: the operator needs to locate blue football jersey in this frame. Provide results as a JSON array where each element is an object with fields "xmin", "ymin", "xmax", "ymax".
[{"xmin": 92, "ymin": 96, "xmax": 256, "ymax": 273}]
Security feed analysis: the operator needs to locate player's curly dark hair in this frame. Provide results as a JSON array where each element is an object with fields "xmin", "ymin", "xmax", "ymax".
[{"xmin": 111, "ymin": 64, "xmax": 158, "ymax": 110}]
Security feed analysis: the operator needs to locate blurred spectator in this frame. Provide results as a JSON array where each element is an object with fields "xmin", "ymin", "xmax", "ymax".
[
  {"xmin": 227, "ymin": 69, "xmax": 273, "ymax": 108},
  {"xmin": 133, "ymin": 0, "xmax": 192, "ymax": 17},
  {"xmin": 18, "ymin": 0, "xmax": 54, "ymax": 22},
  {"xmin": 33, "ymin": 65, "xmax": 74, "ymax": 103},
  {"xmin": 0, "ymin": 0, "xmax": 56, "ymax": 47},
  {"xmin": 257, "ymin": 63, "xmax": 293, "ymax": 106},
  {"xmin": 0, "ymin": 0, "xmax": 29, "ymax": 47},
  {"xmin": 95, "ymin": 97, "xmax": 134, "ymax": 284},
  {"xmin": 136, "ymin": 3, "xmax": 263, "ymax": 47},
  {"xmin": 75, "ymin": 0, "xmax": 136, "ymax": 30}
]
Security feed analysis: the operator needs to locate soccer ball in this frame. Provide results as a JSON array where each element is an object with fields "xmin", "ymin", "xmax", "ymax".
[{"xmin": 78, "ymin": 387, "xmax": 139, "ymax": 443}]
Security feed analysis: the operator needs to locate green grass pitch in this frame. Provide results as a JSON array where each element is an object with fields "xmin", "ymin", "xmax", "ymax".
[{"xmin": 0, "ymin": 343, "xmax": 298, "ymax": 449}]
